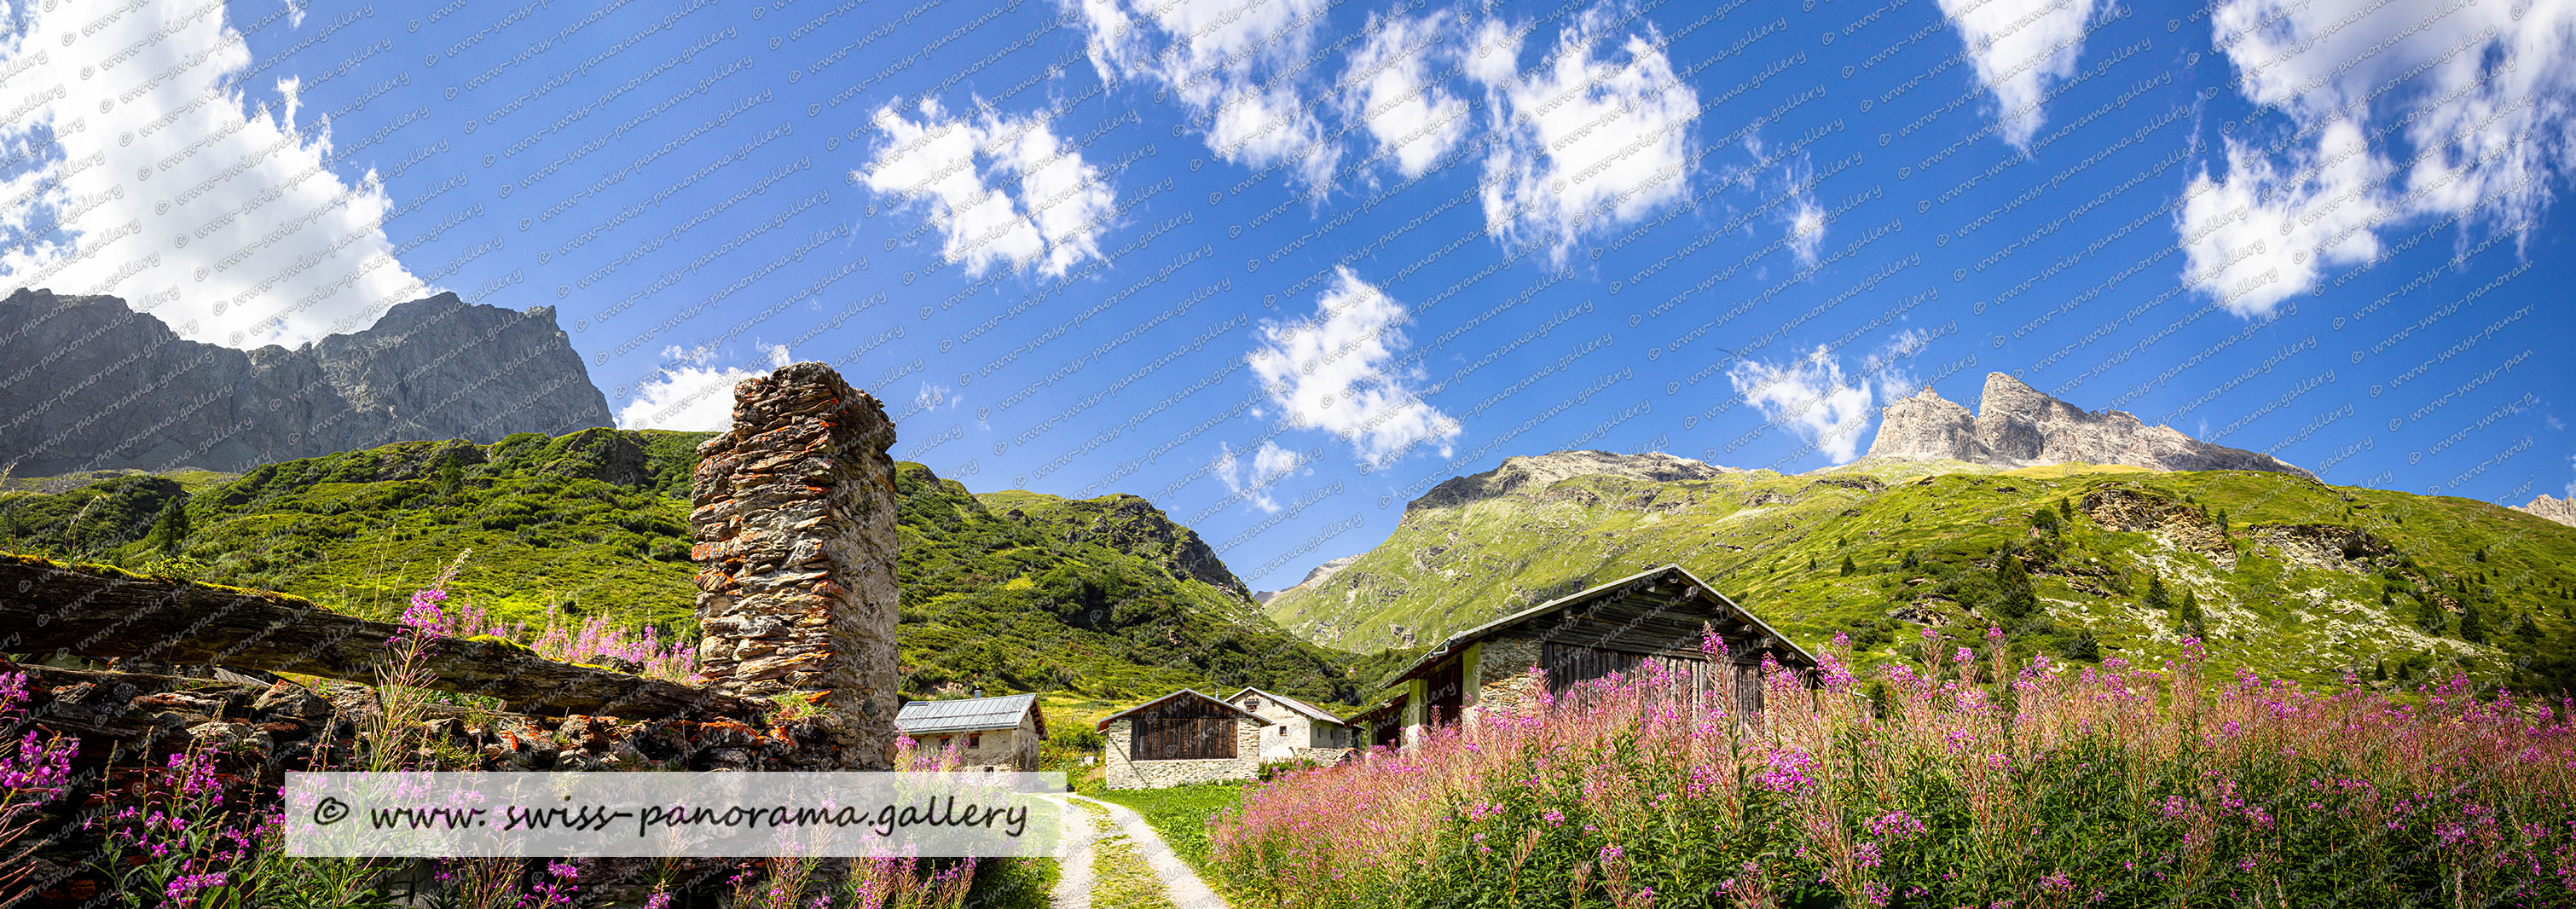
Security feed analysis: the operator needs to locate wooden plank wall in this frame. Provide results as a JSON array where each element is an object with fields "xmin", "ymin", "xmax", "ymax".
[{"xmin": 1131, "ymin": 697, "xmax": 1237, "ymax": 760}]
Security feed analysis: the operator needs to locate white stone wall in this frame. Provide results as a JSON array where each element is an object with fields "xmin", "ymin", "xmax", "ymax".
[
  {"xmin": 1233, "ymin": 692, "xmax": 1342, "ymax": 758},
  {"xmin": 1102, "ymin": 717, "xmax": 1265, "ymax": 790}
]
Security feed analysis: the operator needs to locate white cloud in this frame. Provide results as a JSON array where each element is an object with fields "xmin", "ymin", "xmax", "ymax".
[
  {"xmin": 1342, "ymin": 9, "xmax": 1469, "ymax": 178},
  {"xmin": 617, "ymin": 345, "xmax": 792, "ymax": 431},
  {"xmin": 2179, "ymin": 0, "xmax": 2576, "ymax": 314},
  {"xmin": 1779, "ymin": 153, "xmax": 1826, "ymax": 266},
  {"xmin": 1214, "ymin": 440, "xmax": 1303, "ymax": 512},
  {"xmin": 1937, "ymin": 0, "xmax": 2101, "ymax": 148},
  {"xmin": 1863, "ymin": 329, "xmax": 1931, "ymax": 400},
  {"xmin": 913, "ymin": 380, "xmax": 960, "ymax": 414},
  {"xmin": 861, "ymin": 98, "xmax": 1115, "ymax": 278},
  {"xmin": 1470, "ymin": 6, "xmax": 1699, "ymax": 262},
  {"xmin": 1731, "ymin": 342, "xmax": 1916, "ymax": 463},
  {"xmin": 1066, "ymin": 0, "xmax": 1341, "ymax": 186},
  {"xmin": 0, "ymin": 0, "xmax": 430, "ymax": 349},
  {"xmin": 1247, "ymin": 267, "xmax": 1461, "ymax": 468},
  {"xmin": 2175, "ymin": 121, "xmax": 2386, "ymax": 316}
]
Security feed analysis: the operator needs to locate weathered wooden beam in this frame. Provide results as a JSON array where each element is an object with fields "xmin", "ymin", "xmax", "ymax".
[{"xmin": 0, "ymin": 556, "xmax": 762, "ymax": 721}]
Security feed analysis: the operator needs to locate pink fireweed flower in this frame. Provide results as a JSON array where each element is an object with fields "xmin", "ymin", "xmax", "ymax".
[
  {"xmin": 1986, "ymin": 626, "xmax": 2003, "ymax": 641},
  {"xmin": 1867, "ymin": 810, "xmax": 1926, "ymax": 840},
  {"xmin": 1854, "ymin": 840, "xmax": 1884, "ymax": 868},
  {"xmin": 1757, "ymin": 748, "xmax": 1821, "ymax": 794},
  {"xmin": 171, "ymin": 749, "xmax": 221, "ymax": 800},
  {"xmin": 1954, "ymin": 647, "xmax": 1976, "ymax": 664},
  {"xmin": 1543, "ymin": 810, "xmax": 1565, "ymax": 826},
  {"xmin": 2160, "ymin": 796, "xmax": 2190, "ymax": 819},
  {"xmin": 1599, "ymin": 844, "xmax": 1624, "ymax": 863},
  {"xmin": 3, "ymin": 728, "xmax": 77, "ymax": 796}
]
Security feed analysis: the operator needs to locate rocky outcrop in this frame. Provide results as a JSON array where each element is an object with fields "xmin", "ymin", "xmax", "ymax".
[
  {"xmin": 691, "ymin": 362, "xmax": 900, "ymax": 770},
  {"xmin": 0, "ymin": 287, "xmax": 611, "ymax": 476},
  {"xmin": 1411, "ymin": 450, "xmax": 1738, "ymax": 512},
  {"xmin": 1862, "ymin": 373, "xmax": 2313, "ymax": 478},
  {"xmin": 2517, "ymin": 494, "xmax": 2576, "ymax": 527}
]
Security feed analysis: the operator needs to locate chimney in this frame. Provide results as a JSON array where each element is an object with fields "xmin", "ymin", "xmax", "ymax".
[{"xmin": 690, "ymin": 362, "xmax": 900, "ymax": 770}]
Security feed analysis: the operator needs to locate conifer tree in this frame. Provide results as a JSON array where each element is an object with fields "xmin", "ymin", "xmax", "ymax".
[
  {"xmin": 146, "ymin": 500, "xmax": 188, "ymax": 553},
  {"xmin": 2174, "ymin": 589, "xmax": 2206, "ymax": 635}
]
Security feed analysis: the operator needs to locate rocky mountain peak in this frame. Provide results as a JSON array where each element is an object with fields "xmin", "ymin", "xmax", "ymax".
[
  {"xmin": 2518, "ymin": 494, "xmax": 2576, "ymax": 527},
  {"xmin": 1862, "ymin": 372, "xmax": 2313, "ymax": 478},
  {"xmin": 0, "ymin": 287, "xmax": 611, "ymax": 475}
]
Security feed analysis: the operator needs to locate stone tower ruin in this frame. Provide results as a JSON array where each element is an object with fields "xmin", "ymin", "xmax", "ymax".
[{"xmin": 690, "ymin": 362, "xmax": 900, "ymax": 769}]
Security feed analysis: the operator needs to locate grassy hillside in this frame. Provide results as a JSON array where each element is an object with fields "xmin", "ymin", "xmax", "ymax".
[
  {"xmin": 1264, "ymin": 453, "xmax": 2576, "ymax": 694},
  {"xmin": 0, "ymin": 429, "xmax": 1364, "ymax": 707}
]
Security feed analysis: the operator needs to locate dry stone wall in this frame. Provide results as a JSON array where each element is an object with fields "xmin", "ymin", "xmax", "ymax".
[
  {"xmin": 690, "ymin": 362, "xmax": 901, "ymax": 770},
  {"xmin": 1473, "ymin": 637, "xmax": 1545, "ymax": 716}
]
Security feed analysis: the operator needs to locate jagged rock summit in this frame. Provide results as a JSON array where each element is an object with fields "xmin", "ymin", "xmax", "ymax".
[
  {"xmin": 0, "ymin": 287, "xmax": 611, "ymax": 475},
  {"xmin": 1411, "ymin": 449, "xmax": 1740, "ymax": 512},
  {"xmin": 2518, "ymin": 494, "xmax": 2576, "ymax": 528},
  {"xmin": 1862, "ymin": 373, "xmax": 2314, "ymax": 479}
]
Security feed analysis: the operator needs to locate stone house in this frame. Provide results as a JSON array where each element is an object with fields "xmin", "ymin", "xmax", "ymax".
[
  {"xmin": 1361, "ymin": 564, "xmax": 1818, "ymax": 749},
  {"xmin": 894, "ymin": 692, "xmax": 1047, "ymax": 772},
  {"xmin": 1224, "ymin": 687, "xmax": 1354, "ymax": 762},
  {"xmin": 1097, "ymin": 689, "xmax": 1271, "ymax": 790}
]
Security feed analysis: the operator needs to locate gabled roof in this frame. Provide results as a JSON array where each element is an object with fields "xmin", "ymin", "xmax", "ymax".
[
  {"xmin": 1383, "ymin": 564, "xmax": 1819, "ymax": 690},
  {"xmin": 1094, "ymin": 688, "xmax": 1275, "ymax": 732},
  {"xmin": 896, "ymin": 693, "xmax": 1045, "ymax": 738},
  {"xmin": 1224, "ymin": 687, "xmax": 1346, "ymax": 725}
]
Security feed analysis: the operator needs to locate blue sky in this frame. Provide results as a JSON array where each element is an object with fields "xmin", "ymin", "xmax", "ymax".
[{"xmin": 2, "ymin": 0, "xmax": 2571, "ymax": 591}]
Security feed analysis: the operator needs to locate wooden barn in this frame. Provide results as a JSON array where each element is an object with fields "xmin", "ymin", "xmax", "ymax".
[
  {"xmin": 1359, "ymin": 564, "xmax": 1817, "ymax": 749},
  {"xmin": 1096, "ymin": 689, "xmax": 1272, "ymax": 790}
]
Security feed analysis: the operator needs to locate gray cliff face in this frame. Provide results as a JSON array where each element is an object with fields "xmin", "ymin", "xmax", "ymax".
[
  {"xmin": 1411, "ymin": 449, "xmax": 1738, "ymax": 512},
  {"xmin": 0, "ymin": 288, "xmax": 612, "ymax": 475},
  {"xmin": 1862, "ymin": 373, "xmax": 2315, "ymax": 479},
  {"xmin": 2517, "ymin": 494, "xmax": 2576, "ymax": 528}
]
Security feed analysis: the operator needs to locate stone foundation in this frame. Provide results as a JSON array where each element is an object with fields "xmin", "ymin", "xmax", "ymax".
[{"xmin": 691, "ymin": 362, "xmax": 900, "ymax": 770}]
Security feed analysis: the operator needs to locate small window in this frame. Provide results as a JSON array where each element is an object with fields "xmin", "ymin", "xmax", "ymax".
[
  {"xmin": 968, "ymin": 733, "xmax": 982, "ymax": 749},
  {"xmin": 1245, "ymin": 698, "xmax": 1262, "ymax": 710}
]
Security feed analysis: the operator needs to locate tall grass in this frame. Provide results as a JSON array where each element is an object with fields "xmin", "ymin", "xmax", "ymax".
[
  {"xmin": 1211, "ymin": 630, "xmax": 2576, "ymax": 907},
  {"xmin": 1, "ymin": 563, "xmax": 987, "ymax": 907}
]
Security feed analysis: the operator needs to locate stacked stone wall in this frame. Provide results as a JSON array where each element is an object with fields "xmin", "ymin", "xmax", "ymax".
[
  {"xmin": 1473, "ymin": 637, "xmax": 1545, "ymax": 716},
  {"xmin": 691, "ymin": 362, "xmax": 900, "ymax": 770}
]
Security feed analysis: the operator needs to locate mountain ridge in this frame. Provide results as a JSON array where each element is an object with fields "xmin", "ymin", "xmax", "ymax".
[
  {"xmin": 1864, "ymin": 372, "xmax": 2313, "ymax": 478},
  {"xmin": 2518, "ymin": 494, "xmax": 2576, "ymax": 527},
  {"xmin": 0, "ymin": 287, "xmax": 611, "ymax": 476}
]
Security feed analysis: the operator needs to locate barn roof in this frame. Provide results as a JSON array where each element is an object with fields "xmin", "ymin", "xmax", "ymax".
[
  {"xmin": 896, "ymin": 693, "xmax": 1046, "ymax": 738},
  {"xmin": 1381, "ymin": 564, "xmax": 1817, "ymax": 689},
  {"xmin": 1224, "ymin": 687, "xmax": 1346, "ymax": 725},
  {"xmin": 1094, "ymin": 688, "xmax": 1274, "ymax": 732}
]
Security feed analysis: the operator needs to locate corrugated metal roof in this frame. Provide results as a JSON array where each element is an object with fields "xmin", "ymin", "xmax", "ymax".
[{"xmin": 895, "ymin": 693, "xmax": 1040, "ymax": 735}]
